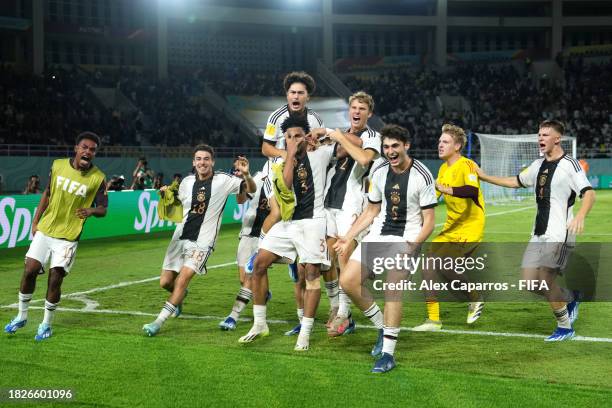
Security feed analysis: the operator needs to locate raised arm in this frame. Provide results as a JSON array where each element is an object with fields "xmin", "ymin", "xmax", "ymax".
[
  {"xmin": 476, "ymin": 167, "xmax": 520, "ymax": 188},
  {"xmin": 330, "ymin": 129, "xmax": 377, "ymax": 167}
]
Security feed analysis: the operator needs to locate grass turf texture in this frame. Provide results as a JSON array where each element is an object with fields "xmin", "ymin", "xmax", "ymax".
[{"xmin": 1, "ymin": 191, "xmax": 611, "ymax": 407}]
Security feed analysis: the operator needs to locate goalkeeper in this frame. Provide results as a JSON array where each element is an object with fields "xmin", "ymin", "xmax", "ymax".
[{"xmin": 412, "ymin": 124, "xmax": 486, "ymax": 331}]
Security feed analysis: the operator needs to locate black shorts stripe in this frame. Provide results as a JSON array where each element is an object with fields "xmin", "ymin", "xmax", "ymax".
[
  {"xmin": 199, "ymin": 248, "xmax": 212, "ymax": 274},
  {"xmin": 270, "ymin": 105, "xmax": 289, "ymax": 125}
]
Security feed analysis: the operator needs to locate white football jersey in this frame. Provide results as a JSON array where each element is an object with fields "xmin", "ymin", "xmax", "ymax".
[
  {"xmin": 173, "ymin": 172, "xmax": 244, "ymax": 247},
  {"xmin": 240, "ymin": 172, "xmax": 273, "ymax": 238},
  {"xmin": 324, "ymin": 126, "xmax": 381, "ymax": 212},
  {"xmin": 368, "ymin": 158, "xmax": 437, "ymax": 240},
  {"xmin": 517, "ymin": 154, "xmax": 592, "ymax": 242},
  {"xmin": 262, "ymin": 105, "xmax": 324, "ymax": 151},
  {"xmin": 290, "ymin": 144, "xmax": 335, "ymax": 220}
]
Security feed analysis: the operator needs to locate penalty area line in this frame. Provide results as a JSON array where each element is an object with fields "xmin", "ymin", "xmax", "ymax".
[{"xmin": 2, "ymin": 305, "xmax": 611, "ymax": 343}]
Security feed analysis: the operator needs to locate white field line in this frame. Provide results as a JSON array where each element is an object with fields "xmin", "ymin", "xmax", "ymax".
[
  {"xmin": 434, "ymin": 206, "xmax": 532, "ymax": 227},
  {"xmin": 3, "ymin": 305, "xmax": 611, "ymax": 343},
  {"xmin": 1, "ymin": 261, "xmax": 238, "ymax": 307},
  {"xmin": 7, "ymin": 206, "xmax": 610, "ymax": 344},
  {"xmin": 485, "ymin": 231, "xmax": 612, "ymax": 236},
  {"xmin": 3, "ymin": 207, "xmax": 532, "ymax": 307}
]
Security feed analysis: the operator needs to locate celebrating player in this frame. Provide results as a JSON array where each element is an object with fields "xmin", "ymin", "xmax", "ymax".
[
  {"xmin": 324, "ymin": 91, "xmax": 381, "ymax": 336},
  {"xmin": 413, "ymin": 124, "xmax": 485, "ymax": 331},
  {"xmin": 477, "ymin": 119, "xmax": 595, "ymax": 341},
  {"xmin": 239, "ymin": 115, "xmax": 334, "ymax": 351},
  {"xmin": 219, "ymin": 165, "xmax": 272, "ymax": 330},
  {"xmin": 142, "ymin": 145, "xmax": 256, "ymax": 336},
  {"xmin": 254, "ymin": 71, "xmax": 334, "ymax": 335},
  {"xmin": 335, "ymin": 124, "xmax": 436, "ymax": 373},
  {"xmin": 5, "ymin": 132, "xmax": 107, "ymax": 341}
]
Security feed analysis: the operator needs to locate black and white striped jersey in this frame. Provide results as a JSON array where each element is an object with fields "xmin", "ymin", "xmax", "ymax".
[
  {"xmin": 290, "ymin": 144, "xmax": 335, "ymax": 220},
  {"xmin": 173, "ymin": 172, "xmax": 244, "ymax": 247},
  {"xmin": 240, "ymin": 172, "xmax": 273, "ymax": 238},
  {"xmin": 324, "ymin": 126, "xmax": 381, "ymax": 212},
  {"xmin": 517, "ymin": 154, "xmax": 592, "ymax": 242},
  {"xmin": 367, "ymin": 158, "xmax": 437, "ymax": 240},
  {"xmin": 262, "ymin": 105, "xmax": 324, "ymax": 151}
]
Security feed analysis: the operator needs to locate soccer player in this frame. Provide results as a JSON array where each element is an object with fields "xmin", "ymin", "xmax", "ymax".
[
  {"xmin": 324, "ymin": 91, "xmax": 381, "ymax": 336},
  {"xmin": 239, "ymin": 115, "xmax": 335, "ymax": 351},
  {"xmin": 143, "ymin": 145, "xmax": 256, "ymax": 336},
  {"xmin": 476, "ymin": 119, "xmax": 595, "ymax": 341},
  {"xmin": 413, "ymin": 124, "xmax": 485, "ymax": 331},
  {"xmin": 219, "ymin": 165, "xmax": 272, "ymax": 330},
  {"xmin": 256, "ymin": 71, "xmax": 331, "ymax": 334},
  {"xmin": 4, "ymin": 132, "xmax": 107, "ymax": 340},
  {"xmin": 334, "ymin": 124, "xmax": 436, "ymax": 373}
]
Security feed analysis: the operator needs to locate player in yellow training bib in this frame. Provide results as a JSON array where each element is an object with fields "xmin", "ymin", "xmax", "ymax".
[
  {"xmin": 412, "ymin": 124, "xmax": 486, "ymax": 332},
  {"xmin": 4, "ymin": 132, "xmax": 107, "ymax": 341}
]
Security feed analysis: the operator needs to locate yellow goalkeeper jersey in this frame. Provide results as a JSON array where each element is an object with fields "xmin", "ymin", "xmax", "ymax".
[
  {"xmin": 37, "ymin": 158, "xmax": 106, "ymax": 241},
  {"xmin": 435, "ymin": 156, "xmax": 485, "ymax": 242}
]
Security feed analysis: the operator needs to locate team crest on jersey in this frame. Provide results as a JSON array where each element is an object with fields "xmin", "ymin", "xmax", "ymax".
[
  {"xmin": 538, "ymin": 173, "xmax": 548, "ymax": 187},
  {"xmin": 197, "ymin": 189, "xmax": 206, "ymax": 202},
  {"xmin": 297, "ymin": 164, "xmax": 309, "ymax": 193},
  {"xmin": 390, "ymin": 191, "xmax": 401, "ymax": 205}
]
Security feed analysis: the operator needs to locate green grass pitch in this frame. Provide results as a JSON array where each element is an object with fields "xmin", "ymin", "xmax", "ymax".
[{"xmin": 1, "ymin": 192, "xmax": 611, "ymax": 407}]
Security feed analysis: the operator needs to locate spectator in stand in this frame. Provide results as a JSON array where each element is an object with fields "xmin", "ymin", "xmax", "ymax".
[
  {"xmin": 22, "ymin": 175, "xmax": 41, "ymax": 194},
  {"xmin": 131, "ymin": 157, "xmax": 154, "ymax": 190}
]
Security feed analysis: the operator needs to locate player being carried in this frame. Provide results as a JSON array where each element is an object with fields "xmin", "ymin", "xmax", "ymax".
[
  {"xmin": 476, "ymin": 119, "xmax": 595, "ymax": 341},
  {"xmin": 142, "ymin": 145, "xmax": 256, "ymax": 336},
  {"xmin": 335, "ymin": 124, "xmax": 437, "ymax": 373},
  {"xmin": 413, "ymin": 124, "xmax": 486, "ymax": 331},
  {"xmin": 5, "ymin": 132, "xmax": 108, "ymax": 341},
  {"xmin": 250, "ymin": 71, "xmax": 336, "ymax": 336},
  {"xmin": 239, "ymin": 115, "xmax": 335, "ymax": 351}
]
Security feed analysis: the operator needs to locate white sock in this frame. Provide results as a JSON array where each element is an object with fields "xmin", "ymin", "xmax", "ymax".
[
  {"xmin": 297, "ymin": 308, "xmax": 304, "ymax": 323},
  {"xmin": 253, "ymin": 304, "xmax": 267, "ymax": 326},
  {"xmin": 17, "ymin": 292, "xmax": 32, "ymax": 321},
  {"xmin": 337, "ymin": 286, "xmax": 352, "ymax": 318},
  {"xmin": 230, "ymin": 287, "xmax": 252, "ymax": 320},
  {"xmin": 42, "ymin": 300, "xmax": 58, "ymax": 326},
  {"xmin": 297, "ymin": 316, "xmax": 314, "ymax": 346},
  {"xmin": 382, "ymin": 326, "xmax": 400, "ymax": 355},
  {"xmin": 364, "ymin": 303, "xmax": 384, "ymax": 329},
  {"xmin": 325, "ymin": 279, "xmax": 340, "ymax": 309},
  {"xmin": 154, "ymin": 302, "xmax": 176, "ymax": 326},
  {"xmin": 553, "ymin": 306, "xmax": 572, "ymax": 329}
]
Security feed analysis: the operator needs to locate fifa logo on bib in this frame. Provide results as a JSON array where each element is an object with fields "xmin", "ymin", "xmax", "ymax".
[{"xmin": 55, "ymin": 176, "xmax": 87, "ymax": 197}]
